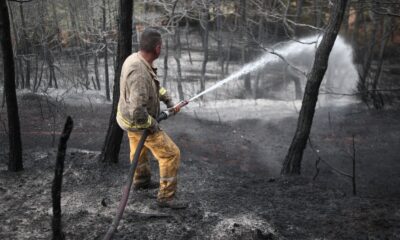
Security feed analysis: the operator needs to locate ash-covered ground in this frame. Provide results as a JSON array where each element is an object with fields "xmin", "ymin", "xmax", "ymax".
[{"xmin": 1, "ymin": 93, "xmax": 400, "ymax": 239}]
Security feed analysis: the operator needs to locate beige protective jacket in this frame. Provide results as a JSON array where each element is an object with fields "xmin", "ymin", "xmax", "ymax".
[{"xmin": 116, "ymin": 52, "xmax": 174, "ymax": 132}]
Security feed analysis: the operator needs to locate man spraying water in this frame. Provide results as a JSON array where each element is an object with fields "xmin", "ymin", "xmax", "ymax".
[{"xmin": 116, "ymin": 28, "xmax": 188, "ymax": 209}]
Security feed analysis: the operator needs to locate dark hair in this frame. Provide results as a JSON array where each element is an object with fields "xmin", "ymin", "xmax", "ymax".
[{"xmin": 139, "ymin": 28, "xmax": 162, "ymax": 52}]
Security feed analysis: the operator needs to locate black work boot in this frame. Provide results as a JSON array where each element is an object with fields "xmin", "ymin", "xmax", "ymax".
[
  {"xmin": 157, "ymin": 198, "xmax": 188, "ymax": 209},
  {"xmin": 133, "ymin": 180, "xmax": 159, "ymax": 190}
]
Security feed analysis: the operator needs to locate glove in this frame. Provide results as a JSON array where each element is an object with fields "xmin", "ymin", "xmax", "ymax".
[
  {"xmin": 147, "ymin": 118, "xmax": 159, "ymax": 134},
  {"xmin": 166, "ymin": 101, "xmax": 179, "ymax": 115}
]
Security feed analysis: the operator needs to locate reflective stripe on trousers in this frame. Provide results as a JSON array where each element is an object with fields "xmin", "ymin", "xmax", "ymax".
[{"xmin": 127, "ymin": 130, "xmax": 181, "ymax": 200}]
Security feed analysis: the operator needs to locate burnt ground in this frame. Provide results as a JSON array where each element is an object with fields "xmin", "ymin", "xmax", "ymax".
[{"xmin": 1, "ymin": 93, "xmax": 400, "ymax": 240}]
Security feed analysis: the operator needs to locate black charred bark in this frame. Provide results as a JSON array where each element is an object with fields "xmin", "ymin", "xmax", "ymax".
[
  {"xmin": 100, "ymin": 0, "xmax": 133, "ymax": 163},
  {"xmin": 200, "ymin": 5, "xmax": 210, "ymax": 95},
  {"xmin": 281, "ymin": 0, "xmax": 348, "ymax": 175},
  {"xmin": 103, "ymin": 36, "xmax": 110, "ymax": 100},
  {"xmin": 163, "ymin": 38, "xmax": 169, "ymax": 88},
  {"xmin": 1, "ymin": 0, "xmax": 23, "ymax": 172},
  {"xmin": 52, "ymin": 116, "xmax": 73, "ymax": 240}
]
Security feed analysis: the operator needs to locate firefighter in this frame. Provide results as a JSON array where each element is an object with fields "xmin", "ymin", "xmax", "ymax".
[{"xmin": 116, "ymin": 28, "xmax": 187, "ymax": 209}]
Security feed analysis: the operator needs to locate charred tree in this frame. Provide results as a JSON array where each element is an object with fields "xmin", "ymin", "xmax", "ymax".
[
  {"xmin": 358, "ymin": 11, "xmax": 378, "ymax": 101},
  {"xmin": 18, "ymin": 2, "xmax": 31, "ymax": 89},
  {"xmin": 314, "ymin": 0, "xmax": 322, "ymax": 28},
  {"xmin": 102, "ymin": 0, "xmax": 110, "ymax": 100},
  {"xmin": 52, "ymin": 116, "xmax": 73, "ymax": 240},
  {"xmin": 200, "ymin": 4, "xmax": 210, "ymax": 95},
  {"xmin": 103, "ymin": 36, "xmax": 110, "ymax": 101},
  {"xmin": 1, "ymin": 0, "xmax": 23, "ymax": 172},
  {"xmin": 163, "ymin": 38, "xmax": 169, "ymax": 88},
  {"xmin": 216, "ymin": 0, "xmax": 224, "ymax": 76},
  {"xmin": 371, "ymin": 16, "xmax": 391, "ymax": 109},
  {"xmin": 240, "ymin": 0, "xmax": 251, "ymax": 95},
  {"xmin": 94, "ymin": 53, "xmax": 101, "ymax": 90},
  {"xmin": 173, "ymin": 27, "xmax": 184, "ymax": 101},
  {"xmin": 100, "ymin": 0, "xmax": 133, "ymax": 163},
  {"xmin": 294, "ymin": 0, "xmax": 304, "ymax": 34},
  {"xmin": 281, "ymin": 0, "xmax": 348, "ymax": 175}
]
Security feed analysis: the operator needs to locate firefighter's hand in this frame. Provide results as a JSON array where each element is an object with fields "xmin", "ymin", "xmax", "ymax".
[
  {"xmin": 170, "ymin": 100, "xmax": 188, "ymax": 115},
  {"xmin": 147, "ymin": 121, "xmax": 159, "ymax": 134},
  {"xmin": 173, "ymin": 105, "xmax": 181, "ymax": 114}
]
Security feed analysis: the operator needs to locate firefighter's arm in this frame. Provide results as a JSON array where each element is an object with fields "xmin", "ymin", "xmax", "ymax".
[
  {"xmin": 159, "ymin": 87, "xmax": 175, "ymax": 108},
  {"xmin": 128, "ymin": 70, "xmax": 158, "ymax": 130}
]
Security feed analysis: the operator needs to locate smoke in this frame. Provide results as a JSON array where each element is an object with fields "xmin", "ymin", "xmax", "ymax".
[{"xmin": 190, "ymin": 34, "xmax": 358, "ymax": 102}]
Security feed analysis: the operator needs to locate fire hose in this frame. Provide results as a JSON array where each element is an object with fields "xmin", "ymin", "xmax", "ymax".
[{"xmin": 103, "ymin": 100, "xmax": 189, "ymax": 240}]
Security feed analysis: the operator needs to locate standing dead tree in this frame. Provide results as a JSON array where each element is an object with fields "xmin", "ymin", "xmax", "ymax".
[
  {"xmin": 100, "ymin": 0, "xmax": 133, "ymax": 163},
  {"xmin": 310, "ymin": 135, "xmax": 357, "ymax": 195},
  {"xmin": 52, "ymin": 116, "xmax": 73, "ymax": 240},
  {"xmin": 200, "ymin": 0, "xmax": 210, "ymax": 96},
  {"xmin": 240, "ymin": 0, "xmax": 251, "ymax": 95},
  {"xmin": 1, "ymin": 0, "xmax": 23, "ymax": 172},
  {"xmin": 281, "ymin": 0, "xmax": 348, "ymax": 175}
]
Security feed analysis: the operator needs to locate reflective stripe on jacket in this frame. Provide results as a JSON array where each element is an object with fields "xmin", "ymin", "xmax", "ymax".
[{"xmin": 117, "ymin": 52, "xmax": 174, "ymax": 131}]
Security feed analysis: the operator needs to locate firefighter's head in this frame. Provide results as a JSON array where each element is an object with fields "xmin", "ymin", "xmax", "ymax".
[{"xmin": 139, "ymin": 28, "xmax": 162, "ymax": 59}]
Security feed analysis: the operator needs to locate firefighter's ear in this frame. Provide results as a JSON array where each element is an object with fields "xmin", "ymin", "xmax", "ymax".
[{"xmin": 155, "ymin": 42, "xmax": 162, "ymax": 57}]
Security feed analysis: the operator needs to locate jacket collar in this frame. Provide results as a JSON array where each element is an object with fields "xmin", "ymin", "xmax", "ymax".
[{"xmin": 137, "ymin": 52, "xmax": 157, "ymax": 78}]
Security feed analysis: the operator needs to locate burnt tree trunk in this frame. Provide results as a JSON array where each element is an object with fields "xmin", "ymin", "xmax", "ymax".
[
  {"xmin": 240, "ymin": 0, "xmax": 251, "ymax": 95},
  {"xmin": 50, "ymin": 0, "xmax": 61, "ymax": 52},
  {"xmin": 281, "ymin": 0, "xmax": 348, "ymax": 175},
  {"xmin": 200, "ymin": 4, "xmax": 210, "ymax": 95},
  {"xmin": 184, "ymin": 19, "xmax": 193, "ymax": 65},
  {"xmin": 103, "ymin": 36, "xmax": 110, "ymax": 101},
  {"xmin": 19, "ymin": 3, "xmax": 31, "ymax": 89},
  {"xmin": 358, "ymin": 11, "xmax": 378, "ymax": 101},
  {"xmin": 216, "ymin": 0, "xmax": 224, "ymax": 76},
  {"xmin": 100, "ymin": 0, "xmax": 133, "ymax": 163},
  {"xmin": 94, "ymin": 53, "xmax": 101, "ymax": 90},
  {"xmin": 0, "ymin": 0, "xmax": 23, "ymax": 172},
  {"xmin": 371, "ymin": 16, "xmax": 391, "ymax": 109},
  {"xmin": 52, "ymin": 116, "xmax": 73, "ymax": 240},
  {"xmin": 173, "ymin": 28, "xmax": 184, "ymax": 101},
  {"xmin": 163, "ymin": 38, "xmax": 169, "ymax": 88},
  {"xmin": 314, "ymin": 0, "xmax": 322, "ymax": 28},
  {"xmin": 294, "ymin": 0, "xmax": 304, "ymax": 34},
  {"xmin": 102, "ymin": 0, "xmax": 110, "ymax": 100}
]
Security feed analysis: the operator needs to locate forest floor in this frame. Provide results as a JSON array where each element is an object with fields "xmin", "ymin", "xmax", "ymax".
[{"xmin": 1, "ymin": 92, "xmax": 400, "ymax": 240}]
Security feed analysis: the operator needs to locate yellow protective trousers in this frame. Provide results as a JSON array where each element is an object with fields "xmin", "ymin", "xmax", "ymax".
[{"xmin": 127, "ymin": 130, "xmax": 181, "ymax": 200}]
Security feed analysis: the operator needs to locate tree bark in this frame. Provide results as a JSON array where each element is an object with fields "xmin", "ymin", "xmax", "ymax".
[
  {"xmin": 173, "ymin": 28, "xmax": 184, "ymax": 101},
  {"xmin": 52, "ymin": 116, "xmax": 73, "ymax": 240},
  {"xmin": 200, "ymin": 5, "xmax": 210, "ymax": 96},
  {"xmin": 240, "ymin": 0, "xmax": 251, "ymax": 95},
  {"xmin": 39, "ymin": 0, "xmax": 57, "ymax": 90},
  {"xmin": 102, "ymin": 0, "xmax": 107, "ymax": 31},
  {"xmin": 216, "ymin": 0, "xmax": 223, "ymax": 76},
  {"xmin": 281, "ymin": 0, "xmax": 348, "ymax": 175},
  {"xmin": 358, "ymin": 11, "xmax": 378, "ymax": 101},
  {"xmin": 314, "ymin": 0, "xmax": 322, "ymax": 28},
  {"xmin": 351, "ymin": 2, "xmax": 362, "ymax": 46},
  {"xmin": 19, "ymin": 3, "xmax": 31, "ymax": 89},
  {"xmin": 163, "ymin": 38, "xmax": 169, "ymax": 88},
  {"xmin": 0, "ymin": 0, "xmax": 23, "ymax": 172},
  {"xmin": 94, "ymin": 53, "xmax": 101, "ymax": 90},
  {"xmin": 295, "ymin": 0, "xmax": 304, "ymax": 34},
  {"xmin": 104, "ymin": 36, "xmax": 110, "ymax": 100},
  {"xmin": 371, "ymin": 16, "xmax": 391, "ymax": 109},
  {"xmin": 50, "ymin": 0, "xmax": 61, "ymax": 52},
  {"xmin": 100, "ymin": 0, "xmax": 133, "ymax": 163}
]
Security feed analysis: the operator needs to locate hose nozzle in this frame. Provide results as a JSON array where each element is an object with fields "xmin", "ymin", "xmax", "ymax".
[
  {"xmin": 172, "ymin": 100, "xmax": 189, "ymax": 112},
  {"xmin": 158, "ymin": 100, "xmax": 190, "ymax": 122}
]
